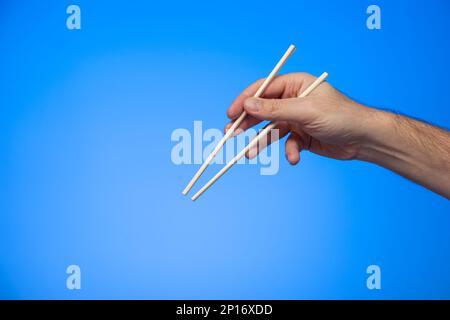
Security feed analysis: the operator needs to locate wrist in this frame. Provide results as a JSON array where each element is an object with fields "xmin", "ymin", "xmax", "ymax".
[{"xmin": 355, "ymin": 108, "xmax": 399, "ymax": 164}]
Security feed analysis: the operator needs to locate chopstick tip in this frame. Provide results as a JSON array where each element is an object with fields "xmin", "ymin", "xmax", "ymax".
[{"xmin": 182, "ymin": 185, "xmax": 191, "ymax": 195}]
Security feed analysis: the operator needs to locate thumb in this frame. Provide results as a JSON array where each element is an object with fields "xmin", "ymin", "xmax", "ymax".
[{"xmin": 243, "ymin": 97, "xmax": 307, "ymax": 122}]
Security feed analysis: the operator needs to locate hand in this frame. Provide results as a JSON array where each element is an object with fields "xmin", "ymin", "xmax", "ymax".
[
  {"xmin": 225, "ymin": 72, "xmax": 450, "ymax": 199},
  {"xmin": 225, "ymin": 72, "xmax": 375, "ymax": 165}
]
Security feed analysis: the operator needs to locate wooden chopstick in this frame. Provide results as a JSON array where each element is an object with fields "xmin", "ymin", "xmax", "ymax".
[
  {"xmin": 182, "ymin": 44, "xmax": 296, "ymax": 195},
  {"xmin": 191, "ymin": 72, "xmax": 329, "ymax": 201}
]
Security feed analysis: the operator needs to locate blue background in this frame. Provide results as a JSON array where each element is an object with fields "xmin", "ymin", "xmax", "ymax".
[{"xmin": 1, "ymin": 0, "xmax": 449, "ymax": 299}]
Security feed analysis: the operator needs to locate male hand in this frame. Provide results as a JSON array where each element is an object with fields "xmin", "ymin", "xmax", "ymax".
[
  {"xmin": 225, "ymin": 72, "xmax": 450, "ymax": 199},
  {"xmin": 225, "ymin": 72, "xmax": 375, "ymax": 164}
]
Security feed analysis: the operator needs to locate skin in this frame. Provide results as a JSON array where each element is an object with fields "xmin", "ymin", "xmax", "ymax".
[{"xmin": 225, "ymin": 72, "xmax": 450, "ymax": 199}]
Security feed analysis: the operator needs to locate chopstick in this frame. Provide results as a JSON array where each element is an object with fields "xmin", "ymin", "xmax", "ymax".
[
  {"xmin": 182, "ymin": 44, "xmax": 296, "ymax": 195},
  {"xmin": 191, "ymin": 72, "xmax": 329, "ymax": 201}
]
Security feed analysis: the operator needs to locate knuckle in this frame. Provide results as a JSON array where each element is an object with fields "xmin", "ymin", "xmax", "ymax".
[
  {"xmin": 268, "ymin": 99, "xmax": 281, "ymax": 118},
  {"xmin": 244, "ymin": 78, "xmax": 265, "ymax": 96},
  {"xmin": 242, "ymin": 88, "xmax": 253, "ymax": 97},
  {"xmin": 300, "ymin": 97, "xmax": 314, "ymax": 111},
  {"xmin": 291, "ymin": 72, "xmax": 313, "ymax": 81}
]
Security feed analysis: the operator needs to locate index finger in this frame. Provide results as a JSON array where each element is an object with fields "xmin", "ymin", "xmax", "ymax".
[{"xmin": 226, "ymin": 75, "xmax": 288, "ymax": 120}]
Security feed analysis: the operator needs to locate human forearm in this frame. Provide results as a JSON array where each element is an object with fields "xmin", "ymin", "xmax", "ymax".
[{"xmin": 357, "ymin": 108, "xmax": 450, "ymax": 199}]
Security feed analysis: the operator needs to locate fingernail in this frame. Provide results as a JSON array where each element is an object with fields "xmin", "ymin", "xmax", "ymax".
[
  {"xmin": 232, "ymin": 128, "xmax": 244, "ymax": 137},
  {"xmin": 248, "ymin": 147, "xmax": 258, "ymax": 159},
  {"xmin": 244, "ymin": 98, "xmax": 260, "ymax": 112}
]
